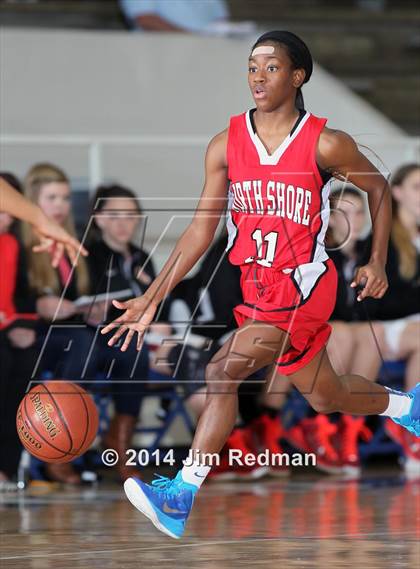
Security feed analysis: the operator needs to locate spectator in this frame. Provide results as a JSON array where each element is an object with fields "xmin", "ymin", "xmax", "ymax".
[
  {"xmin": 0, "ymin": 173, "xmax": 38, "ymax": 487},
  {"xmin": 119, "ymin": 0, "xmax": 229, "ymax": 33},
  {"xmin": 87, "ymin": 184, "xmax": 174, "ymax": 481},
  {"xmin": 23, "ymin": 165, "xmax": 148, "ymax": 483},
  {"xmin": 353, "ymin": 164, "xmax": 420, "ymax": 473},
  {"xmin": 289, "ymin": 176, "xmax": 419, "ymax": 476},
  {"xmin": 286, "ymin": 187, "xmax": 374, "ymax": 475},
  {"xmin": 22, "ymin": 163, "xmax": 90, "ymax": 483}
]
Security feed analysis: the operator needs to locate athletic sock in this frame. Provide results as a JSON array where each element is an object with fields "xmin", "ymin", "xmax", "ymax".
[
  {"xmin": 181, "ymin": 460, "xmax": 211, "ymax": 488},
  {"xmin": 379, "ymin": 387, "xmax": 412, "ymax": 418}
]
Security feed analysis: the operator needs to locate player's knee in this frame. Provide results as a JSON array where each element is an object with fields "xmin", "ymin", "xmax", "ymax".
[{"xmin": 205, "ymin": 360, "xmax": 239, "ymax": 395}]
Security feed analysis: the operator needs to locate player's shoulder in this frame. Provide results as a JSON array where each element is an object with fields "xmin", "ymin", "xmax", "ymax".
[
  {"xmin": 206, "ymin": 128, "xmax": 228, "ymax": 168},
  {"xmin": 209, "ymin": 128, "xmax": 228, "ymax": 147},
  {"xmin": 319, "ymin": 126, "xmax": 357, "ymax": 151},
  {"xmin": 318, "ymin": 126, "xmax": 358, "ymax": 162}
]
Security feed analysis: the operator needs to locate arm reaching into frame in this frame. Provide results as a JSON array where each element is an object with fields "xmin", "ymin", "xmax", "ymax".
[
  {"xmin": 318, "ymin": 128, "xmax": 391, "ymax": 302},
  {"xmin": 0, "ymin": 176, "xmax": 88, "ymax": 267},
  {"xmin": 101, "ymin": 129, "xmax": 229, "ymax": 351}
]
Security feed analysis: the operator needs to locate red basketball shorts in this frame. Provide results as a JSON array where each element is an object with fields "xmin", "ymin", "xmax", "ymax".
[{"xmin": 233, "ymin": 258, "xmax": 338, "ymax": 375}]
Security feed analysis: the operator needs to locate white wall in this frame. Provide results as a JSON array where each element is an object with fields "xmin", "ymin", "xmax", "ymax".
[{"xmin": 1, "ymin": 28, "xmax": 418, "ymax": 264}]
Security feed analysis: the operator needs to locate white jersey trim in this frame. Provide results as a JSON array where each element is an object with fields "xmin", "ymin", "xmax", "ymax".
[
  {"xmin": 292, "ymin": 262, "xmax": 328, "ymax": 301},
  {"xmin": 245, "ymin": 110, "xmax": 310, "ymax": 166},
  {"xmin": 225, "ymin": 187, "xmax": 238, "ymax": 252},
  {"xmin": 312, "ymin": 178, "xmax": 332, "ymax": 263}
]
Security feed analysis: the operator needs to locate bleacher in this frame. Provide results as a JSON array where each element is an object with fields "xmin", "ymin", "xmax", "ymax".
[{"xmin": 1, "ymin": 0, "xmax": 419, "ymax": 133}]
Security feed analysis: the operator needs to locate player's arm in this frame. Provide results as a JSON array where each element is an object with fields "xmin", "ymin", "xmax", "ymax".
[
  {"xmin": 0, "ymin": 176, "xmax": 88, "ymax": 267},
  {"xmin": 101, "ymin": 129, "xmax": 229, "ymax": 350},
  {"xmin": 317, "ymin": 128, "xmax": 391, "ymax": 301}
]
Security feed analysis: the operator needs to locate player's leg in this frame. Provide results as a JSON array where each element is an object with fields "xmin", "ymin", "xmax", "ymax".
[
  {"xmin": 289, "ymin": 347, "xmax": 419, "ymax": 425},
  {"xmin": 123, "ymin": 318, "xmax": 290, "ymax": 539},
  {"xmin": 189, "ymin": 319, "xmax": 290, "ymax": 455}
]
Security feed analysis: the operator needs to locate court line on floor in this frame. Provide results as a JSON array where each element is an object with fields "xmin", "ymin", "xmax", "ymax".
[{"xmin": 1, "ymin": 533, "xmax": 417, "ymax": 560}]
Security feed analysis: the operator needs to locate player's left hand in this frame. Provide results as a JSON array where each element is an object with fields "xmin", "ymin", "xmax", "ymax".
[
  {"xmin": 351, "ymin": 260, "xmax": 388, "ymax": 301},
  {"xmin": 101, "ymin": 295, "xmax": 159, "ymax": 351},
  {"xmin": 32, "ymin": 213, "xmax": 88, "ymax": 267}
]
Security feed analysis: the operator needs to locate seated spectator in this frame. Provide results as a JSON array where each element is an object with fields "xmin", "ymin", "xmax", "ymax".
[
  {"xmin": 353, "ymin": 164, "xmax": 420, "ymax": 473},
  {"xmin": 119, "ymin": 0, "xmax": 228, "ymax": 33},
  {"xmin": 118, "ymin": 0, "xmax": 256, "ymax": 36},
  {"xmin": 23, "ymin": 165, "xmax": 148, "ymax": 483},
  {"xmin": 285, "ymin": 187, "xmax": 374, "ymax": 475},
  {"xmin": 87, "ymin": 184, "xmax": 181, "ymax": 478},
  {"xmin": 288, "ymin": 174, "xmax": 419, "ymax": 476},
  {"xmin": 0, "ymin": 173, "xmax": 38, "ymax": 487}
]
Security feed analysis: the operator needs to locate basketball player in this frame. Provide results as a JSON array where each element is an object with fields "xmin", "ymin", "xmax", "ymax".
[
  {"xmin": 0, "ymin": 176, "xmax": 87, "ymax": 266},
  {"xmin": 102, "ymin": 31, "xmax": 420, "ymax": 538}
]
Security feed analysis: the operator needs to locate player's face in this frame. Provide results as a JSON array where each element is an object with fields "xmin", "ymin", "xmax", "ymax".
[
  {"xmin": 37, "ymin": 182, "xmax": 71, "ymax": 225},
  {"xmin": 248, "ymin": 44, "xmax": 303, "ymax": 111},
  {"xmin": 331, "ymin": 193, "xmax": 367, "ymax": 245},
  {"xmin": 0, "ymin": 212, "xmax": 13, "ymax": 234},
  {"xmin": 95, "ymin": 197, "xmax": 140, "ymax": 247},
  {"xmin": 393, "ymin": 168, "xmax": 420, "ymax": 223}
]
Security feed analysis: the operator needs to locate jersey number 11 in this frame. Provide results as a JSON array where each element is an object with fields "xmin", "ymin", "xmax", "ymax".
[{"xmin": 244, "ymin": 228, "xmax": 278, "ymax": 267}]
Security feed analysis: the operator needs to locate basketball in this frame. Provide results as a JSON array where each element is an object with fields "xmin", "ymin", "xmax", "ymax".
[{"xmin": 16, "ymin": 381, "xmax": 99, "ymax": 463}]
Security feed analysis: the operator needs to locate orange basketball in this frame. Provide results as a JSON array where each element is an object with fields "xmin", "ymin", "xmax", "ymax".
[{"xmin": 16, "ymin": 380, "xmax": 99, "ymax": 463}]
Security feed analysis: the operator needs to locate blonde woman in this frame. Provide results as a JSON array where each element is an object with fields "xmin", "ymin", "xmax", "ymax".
[
  {"xmin": 352, "ymin": 164, "xmax": 420, "ymax": 472},
  {"xmin": 23, "ymin": 163, "xmax": 91, "ymax": 484},
  {"xmin": 25, "ymin": 166, "xmax": 149, "ymax": 483}
]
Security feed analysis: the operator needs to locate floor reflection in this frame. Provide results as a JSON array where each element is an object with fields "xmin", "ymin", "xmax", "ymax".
[{"xmin": 0, "ymin": 472, "xmax": 418, "ymax": 569}]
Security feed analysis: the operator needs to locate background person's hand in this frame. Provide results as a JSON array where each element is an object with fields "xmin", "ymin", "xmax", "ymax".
[
  {"xmin": 351, "ymin": 261, "xmax": 388, "ymax": 301},
  {"xmin": 79, "ymin": 301, "xmax": 110, "ymax": 327},
  {"xmin": 101, "ymin": 296, "xmax": 158, "ymax": 351},
  {"xmin": 37, "ymin": 296, "xmax": 77, "ymax": 320},
  {"xmin": 7, "ymin": 327, "xmax": 36, "ymax": 349},
  {"xmin": 32, "ymin": 212, "xmax": 88, "ymax": 267}
]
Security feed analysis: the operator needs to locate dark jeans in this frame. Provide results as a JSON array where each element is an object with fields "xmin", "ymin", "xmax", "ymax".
[
  {"xmin": 0, "ymin": 329, "xmax": 38, "ymax": 478},
  {"xmin": 34, "ymin": 323, "xmax": 149, "ymax": 417}
]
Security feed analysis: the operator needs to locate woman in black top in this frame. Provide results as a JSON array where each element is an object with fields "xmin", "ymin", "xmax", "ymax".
[
  {"xmin": 86, "ymin": 184, "xmax": 172, "ymax": 481},
  {"xmin": 324, "ymin": 169, "xmax": 419, "ymax": 473},
  {"xmin": 352, "ymin": 164, "xmax": 420, "ymax": 471},
  {"xmin": 347, "ymin": 166, "xmax": 419, "ymax": 389}
]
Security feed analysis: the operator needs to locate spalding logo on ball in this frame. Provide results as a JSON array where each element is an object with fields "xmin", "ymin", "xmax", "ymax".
[{"xmin": 16, "ymin": 380, "xmax": 99, "ymax": 463}]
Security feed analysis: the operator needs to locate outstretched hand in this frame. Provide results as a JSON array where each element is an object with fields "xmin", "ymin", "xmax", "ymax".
[
  {"xmin": 100, "ymin": 296, "xmax": 158, "ymax": 351},
  {"xmin": 350, "ymin": 260, "xmax": 388, "ymax": 301},
  {"xmin": 33, "ymin": 214, "xmax": 88, "ymax": 267}
]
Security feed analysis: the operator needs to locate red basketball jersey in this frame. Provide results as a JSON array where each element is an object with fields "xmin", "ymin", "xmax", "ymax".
[{"xmin": 226, "ymin": 110, "xmax": 331, "ymax": 271}]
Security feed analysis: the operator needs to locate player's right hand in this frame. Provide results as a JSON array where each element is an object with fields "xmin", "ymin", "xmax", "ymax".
[{"xmin": 101, "ymin": 296, "xmax": 158, "ymax": 351}]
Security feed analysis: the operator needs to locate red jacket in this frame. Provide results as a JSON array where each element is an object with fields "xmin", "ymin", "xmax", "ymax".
[{"xmin": 0, "ymin": 233, "xmax": 37, "ymax": 330}]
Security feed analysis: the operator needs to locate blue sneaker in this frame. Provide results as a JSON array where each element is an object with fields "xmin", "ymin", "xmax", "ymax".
[
  {"xmin": 123, "ymin": 472, "xmax": 198, "ymax": 539},
  {"xmin": 391, "ymin": 383, "xmax": 420, "ymax": 437}
]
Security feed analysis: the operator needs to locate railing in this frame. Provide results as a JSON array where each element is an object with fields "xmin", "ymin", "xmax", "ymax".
[
  {"xmin": 1, "ymin": 134, "xmax": 211, "ymax": 190},
  {"xmin": 1, "ymin": 133, "xmax": 419, "ymax": 189}
]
